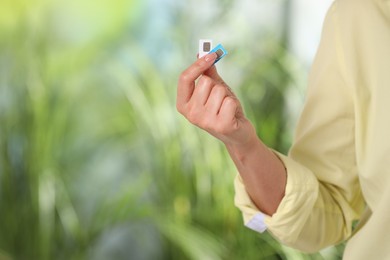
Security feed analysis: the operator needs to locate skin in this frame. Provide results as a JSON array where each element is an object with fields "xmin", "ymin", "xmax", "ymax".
[{"xmin": 176, "ymin": 53, "xmax": 287, "ymax": 215}]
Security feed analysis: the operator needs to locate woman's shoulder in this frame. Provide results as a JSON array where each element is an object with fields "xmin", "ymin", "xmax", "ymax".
[
  {"xmin": 331, "ymin": 0, "xmax": 389, "ymax": 26},
  {"xmin": 334, "ymin": 0, "xmax": 388, "ymax": 13}
]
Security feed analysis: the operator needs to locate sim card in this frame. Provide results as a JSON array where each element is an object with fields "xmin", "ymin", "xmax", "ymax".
[
  {"xmin": 199, "ymin": 39, "xmax": 213, "ymax": 58},
  {"xmin": 208, "ymin": 43, "xmax": 228, "ymax": 64}
]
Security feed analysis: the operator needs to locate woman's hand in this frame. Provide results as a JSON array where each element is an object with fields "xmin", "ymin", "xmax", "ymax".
[{"xmin": 176, "ymin": 53, "xmax": 257, "ymax": 147}]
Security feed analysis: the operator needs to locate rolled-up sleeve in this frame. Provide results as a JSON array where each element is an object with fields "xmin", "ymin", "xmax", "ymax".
[
  {"xmin": 234, "ymin": 151, "xmax": 319, "ymax": 247},
  {"xmin": 234, "ymin": 1, "xmax": 365, "ymax": 253}
]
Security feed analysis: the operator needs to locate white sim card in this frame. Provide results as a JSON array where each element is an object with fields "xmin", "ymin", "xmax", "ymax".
[{"xmin": 198, "ymin": 39, "xmax": 213, "ymax": 58}]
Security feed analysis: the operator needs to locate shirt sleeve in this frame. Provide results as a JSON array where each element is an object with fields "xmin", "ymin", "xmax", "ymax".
[{"xmin": 234, "ymin": 1, "xmax": 365, "ymax": 253}]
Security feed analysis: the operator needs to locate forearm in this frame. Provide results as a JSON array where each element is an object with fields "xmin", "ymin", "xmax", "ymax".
[{"xmin": 225, "ymin": 133, "xmax": 287, "ymax": 216}]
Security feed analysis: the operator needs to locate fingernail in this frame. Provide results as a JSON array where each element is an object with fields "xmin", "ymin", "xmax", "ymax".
[{"xmin": 205, "ymin": 53, "xmax": 217, "ymax": 62}]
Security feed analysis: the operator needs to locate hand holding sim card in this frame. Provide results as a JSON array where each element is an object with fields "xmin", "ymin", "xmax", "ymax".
[
  {"xmin": 177, "ymin": 38, "xmax": 252, "ymax": 148},
  {"xmin": 198, "ymin": 39, "xmax": 227, "ymax": 64}
]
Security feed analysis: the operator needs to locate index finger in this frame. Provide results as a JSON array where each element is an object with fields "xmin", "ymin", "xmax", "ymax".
[{"xmin": 177, "ymin": 53, "xmax": 217, "ymax": 104}]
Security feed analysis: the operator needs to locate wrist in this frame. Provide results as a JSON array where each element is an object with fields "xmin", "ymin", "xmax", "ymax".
[{"xmin": 224, "ymin": 129, "xmax": 262, "ymax": 163}]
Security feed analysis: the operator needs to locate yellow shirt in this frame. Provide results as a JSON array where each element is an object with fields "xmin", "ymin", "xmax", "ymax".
[{"xmin": 234, "ymin": 0, "xmax": 390, "ymax": 259}]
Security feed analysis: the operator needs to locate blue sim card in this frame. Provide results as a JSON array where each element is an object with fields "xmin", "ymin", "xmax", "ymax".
[{"xmin": 208, "ymin": 43, "xmax": 228, "ymax": 64}]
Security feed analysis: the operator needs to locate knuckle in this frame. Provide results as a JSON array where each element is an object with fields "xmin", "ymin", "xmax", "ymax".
[
  {"xmin": 198, "ymin": 75, "xmax": 212, "ymax": 86},
  {"xmin": 212, "ymin": 85, "xmax": 227, "ymax": 97},
  {"xmin": 179, "ymin": 71, "xmax": 191, "ymax": 83},
  {"xmin": 186, "ymin": 107, "xmax": 201, "ymax": 125},
  {"xmin": 225, "ymin": 96, "xmax": 237, "ymax": 106}
]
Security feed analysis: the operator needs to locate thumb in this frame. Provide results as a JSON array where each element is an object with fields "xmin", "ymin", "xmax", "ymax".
[{"xmin": 197, "ymin": 53, "xmax": 224, "ymax": 83}]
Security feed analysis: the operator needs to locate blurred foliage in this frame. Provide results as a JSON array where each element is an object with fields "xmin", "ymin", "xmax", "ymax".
[{"xmin": 0, "ymin": 0, "xmax": 344, "ymax": 259}]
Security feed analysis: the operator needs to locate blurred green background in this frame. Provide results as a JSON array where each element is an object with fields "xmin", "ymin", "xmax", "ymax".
[{"xmin": 0, "ymin": 0, "xmax": 343, "ymax": 259}]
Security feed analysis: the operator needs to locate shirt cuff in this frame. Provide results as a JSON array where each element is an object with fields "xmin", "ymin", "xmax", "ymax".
[{"xmin": 245, "ymin": 212, "xmax": 267, "ymax": 233}]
